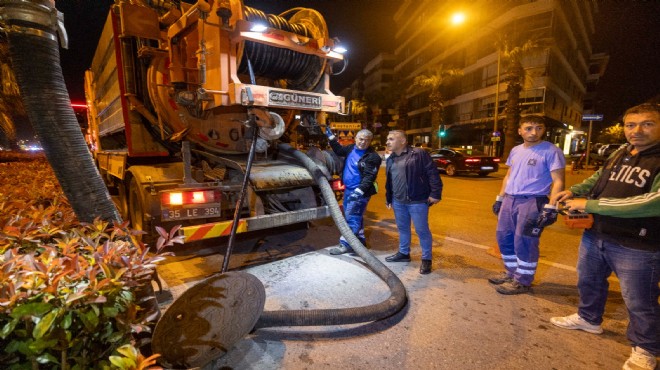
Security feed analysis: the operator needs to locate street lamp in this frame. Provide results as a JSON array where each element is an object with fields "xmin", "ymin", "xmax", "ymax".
[
  {"xmin": 450, "ymin": 12, "xmax": 466, "ymax": 26},
  {"xmin": 449, "ymin": 13, "xmax": 502, "ymax": 156}
]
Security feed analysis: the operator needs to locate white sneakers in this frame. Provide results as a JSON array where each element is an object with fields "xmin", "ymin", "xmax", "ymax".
[
  {"xmin": 623, "ymin": 347, "xmax": 657, "ymax": 370},
  {"xmin": 551, "ymin": 314, "xmax": 658, "ymax": 369},
  {"xmin": 550, "ymin": 313, "xmax": 604, "ymax": 334}
]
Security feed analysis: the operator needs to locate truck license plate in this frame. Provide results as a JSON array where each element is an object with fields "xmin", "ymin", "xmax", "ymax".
[
  {"xmin": 162, "ymin": 206, "xmax": 221, "ymax": 221},
  {"xmin": 481, "ymin": 166, "xmax": 494, "ymax": 170}
]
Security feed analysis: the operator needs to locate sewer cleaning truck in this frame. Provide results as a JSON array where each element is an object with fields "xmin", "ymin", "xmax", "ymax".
[{"xmin": 84, "ymin": 0, "xmax": 347, "ymax": 243}]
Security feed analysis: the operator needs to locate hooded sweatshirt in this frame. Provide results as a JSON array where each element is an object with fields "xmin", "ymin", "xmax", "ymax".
[{"xmin": 568, "ymin": 143, "xmax": 660, "ymax": 251}]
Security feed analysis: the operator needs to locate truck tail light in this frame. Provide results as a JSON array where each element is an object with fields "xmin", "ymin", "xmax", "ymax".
[
  {"xmin": 161, "ymin": 190, "xmax": 220, "ymax": 206},
  {"xmin": 169, "ymin": 192, "xmax": 184, "ymax": 205},
  {"xmin": 192, "ymin": 191, "xmax": 206, "ymax": 203},
  {"xmin": 330, "ymin": 179, "xmax": 345, "ymax": 191}
]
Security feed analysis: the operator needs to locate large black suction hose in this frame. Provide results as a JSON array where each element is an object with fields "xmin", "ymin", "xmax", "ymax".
[
  {"xmin": 2, "ymin": 1, "xmax": 120, "ymax": 223},
  {"xmin": 255, "ymin": 143, "xmax": 407, "ymax": 328}
]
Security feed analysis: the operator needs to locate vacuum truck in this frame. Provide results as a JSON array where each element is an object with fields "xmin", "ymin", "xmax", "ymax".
[{"xmin": 84, "ymin": 0, "xmax": 347, "ymax": 243}]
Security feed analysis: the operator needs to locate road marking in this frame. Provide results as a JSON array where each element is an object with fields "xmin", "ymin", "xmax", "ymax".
[
  {"xmin": 370, "ymin": 221, "xmax": 577, "ymax": 272},
  {"xmin": 441, "ymin": 197, "xmax": 479, "ymax": 203},
  {"xmin": 443, "ymin": 235, "xmax": 489, "ymax": 250}
]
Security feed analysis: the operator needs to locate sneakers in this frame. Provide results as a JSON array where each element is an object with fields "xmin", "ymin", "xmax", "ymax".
[
  {"xmin": 623, "ymin": 346, "xmax": 657, "ymax": 370},
  {"xmin": 488, "ymin": 272, "xmax": 513, "ymax": 285},
  {"xmin": 385, "ymin": 252, "xmax": 411, "ymax": 262},
  {"xmin": 329, "ymin": 245, "xmax": 354, "ymax": 255},
  {"xmin": 549, "ymin": 313, "xmax": 603, "ymax": 334},
  {"xmin": 495, "ymin": 280, "xmax": 531, "ymax": 295},
  {"xmin": 420, "ymin": 259, "xmax": 432, "ymax": 274}
]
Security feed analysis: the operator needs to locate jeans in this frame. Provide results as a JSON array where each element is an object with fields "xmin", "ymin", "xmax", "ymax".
[
  {"xmin": 495, "ymin": 195, "xmax": 543, "ymax": 286},
  {"xmin": 392, "ymin": 200, "xmax": 433, "ymax": 260},
  {"xmin": 577, "ymin": 231, "xmax": 660, "ymax": 355},
  {"xmin": 339, "ymin": 188, "xmax": 370, "ymax": 249}
]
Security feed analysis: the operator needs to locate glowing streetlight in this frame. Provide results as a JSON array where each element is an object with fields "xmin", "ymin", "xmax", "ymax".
[{"xmin": 450, "ymin": 12, "xmax": 466, "ymax": 26}]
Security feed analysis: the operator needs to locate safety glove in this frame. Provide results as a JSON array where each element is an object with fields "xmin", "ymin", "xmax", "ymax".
[
  {"xmin": 492, "ymin": 195, "xmax": 504, "ymax": 215},
  {"xmin": 536, "ymin": 204, "xmax": 559, "ymax": 227},
  {"xmin": 325, "ymin": 126, "xmax": 335, "ymax": 140},
  {"xmin": 347, "ymin": 188, "xmax": 364, "ymax": 202}
]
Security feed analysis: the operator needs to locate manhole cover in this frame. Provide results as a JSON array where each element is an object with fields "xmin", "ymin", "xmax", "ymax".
[{"xmin": 152, "ymin": 271, "xmax": 266, "ymax": 368}]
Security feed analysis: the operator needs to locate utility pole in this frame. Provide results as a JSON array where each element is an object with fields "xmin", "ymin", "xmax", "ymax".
[
  {"xmin": 492, "ymin": 50, "xmax": 502, "ymax": 157},
  {"xmin": 582, "ymin": 114, "xmax": 603, "ymax": 168}
]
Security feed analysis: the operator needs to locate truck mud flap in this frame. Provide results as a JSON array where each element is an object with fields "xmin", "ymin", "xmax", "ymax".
[{"xmin": 180, "ymin": 206, "xmax": 331, "ymax": 242}]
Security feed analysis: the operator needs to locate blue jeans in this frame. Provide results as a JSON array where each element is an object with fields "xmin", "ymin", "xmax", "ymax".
[
  {"xmin": 577, "ymin": 231, "xmax": 660, "ymax": 355},
  {"xmin": 392, "ymin": 200, "xmax": 433, "ymax": 260},
  {"xmin": 339, "ymin": 188, "xmax": 370, "ymax": 249},
  {"xmin": 496, "ymin": 195, "xmax": 543, "ymax": 286}
]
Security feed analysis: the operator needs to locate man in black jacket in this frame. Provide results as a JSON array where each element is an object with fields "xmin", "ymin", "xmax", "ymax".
[
  {"xmin": 326, "ymin": 128, "xmax": 382, "ymax": 255},
  {"xmin": 384, "ymin": 130, "xmax": 442, "ymax": 274}
]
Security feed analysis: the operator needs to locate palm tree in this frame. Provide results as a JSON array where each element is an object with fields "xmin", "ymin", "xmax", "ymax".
[
  {"xmin": 350, "ymin": 98, "xmax": 368, "ymax": 127},
  {"xmin": 364, "ymin": 87, "xmax": 402, "ymax": 142},
  {"xmin": 0, "ymin": 39, "xmax": 25, "ymax": 150},
  {"xmin": 411, "ymin": 65, "xmax": 462, "ymax": 149},
  {"xmin": 498, "ymin": 37, "xmax": 547, "ymax": 160}
]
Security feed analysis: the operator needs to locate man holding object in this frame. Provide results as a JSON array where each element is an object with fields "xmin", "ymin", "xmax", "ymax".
[{"xmin": 550, "ymin": 103, "xmax": 660, "ymax": 370}]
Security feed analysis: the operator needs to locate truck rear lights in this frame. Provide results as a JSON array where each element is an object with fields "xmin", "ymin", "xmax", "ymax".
[
  {"xmin": 168, "ymin": 192, "xmax": 184, "ymax": 205},
  {"xmin": 161, "ymin": 190, "xmax": 220, "ymax": 206},
  {"xmin": 330, "ymin": 179, "xmax": 345, "ymax": 191}
]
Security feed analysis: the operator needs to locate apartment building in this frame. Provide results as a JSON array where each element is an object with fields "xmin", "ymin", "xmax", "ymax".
[{"xmin": 390, "ymin": 0, "xmax": 605, "ymax": 153}]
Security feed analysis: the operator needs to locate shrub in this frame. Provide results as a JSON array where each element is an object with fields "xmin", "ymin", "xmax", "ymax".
[{"xmin": 0, "ymin": 159, "xmax": 180, "ymax": 369}]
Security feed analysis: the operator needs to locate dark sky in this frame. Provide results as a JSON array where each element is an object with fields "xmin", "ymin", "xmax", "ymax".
[
  {"xmin": 590, "ymin": 2, "xmax": 660, "ymax": 126},
  {"xmin": 56, "ymin": 1, "xmax": 658, "ymax": 128}
]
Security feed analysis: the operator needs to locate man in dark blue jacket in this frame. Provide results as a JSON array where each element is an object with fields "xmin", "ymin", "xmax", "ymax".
[
  {"xmin": 326, "ymin": 128, "xmax": 382, "ymax": 254},
  {"xmin": 384, "ymin": 130, "xmax": 442, "ymax": 274}
]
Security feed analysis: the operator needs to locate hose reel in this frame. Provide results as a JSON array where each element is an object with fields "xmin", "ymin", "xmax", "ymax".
[{"xmin": 240, "ymin": 6, "xmax": 328, "ymax": 92}]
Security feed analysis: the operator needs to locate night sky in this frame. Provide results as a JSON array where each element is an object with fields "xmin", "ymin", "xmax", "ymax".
[{"xmin": 55, "ymin": 1, "xmax": 658, "ymax": 130}]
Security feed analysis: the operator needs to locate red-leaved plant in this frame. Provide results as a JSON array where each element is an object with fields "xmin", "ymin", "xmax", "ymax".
[{"xmin": 0, "ymin": 159, "xmax": 181, "ymax": 369}]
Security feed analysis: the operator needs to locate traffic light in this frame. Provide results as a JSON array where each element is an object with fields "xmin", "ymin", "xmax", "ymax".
[{"xmin": 439, "ymin": 124, "xmax": 446, "ymax": 137}]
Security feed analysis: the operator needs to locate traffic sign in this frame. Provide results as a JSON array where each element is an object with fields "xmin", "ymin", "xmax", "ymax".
[{"xmin": 582, "ymin": 114, "xmax": 603, "ymax": 121}]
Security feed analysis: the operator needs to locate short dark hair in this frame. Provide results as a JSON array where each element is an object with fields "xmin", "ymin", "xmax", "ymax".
[
  {"xmin": 519, "ymin": 115, "xmax": 546, "ymax": 127},
  {"xmin": 623, "ymin": 103, "xmax": 660, "ymax": 120}
]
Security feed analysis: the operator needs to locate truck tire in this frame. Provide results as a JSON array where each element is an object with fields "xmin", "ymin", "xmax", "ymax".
[
  {"xmin": 128, "ymin": 177, "xmax": 155, "ymax": 246},
  {"xmin": 117, "ymin": 181, "xmax": 130, "ymax": 221}
]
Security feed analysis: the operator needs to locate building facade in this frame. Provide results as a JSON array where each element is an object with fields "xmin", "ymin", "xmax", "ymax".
[{"xmin": 389, "ymin": 0, "xmax": 605, "ymax": 153}]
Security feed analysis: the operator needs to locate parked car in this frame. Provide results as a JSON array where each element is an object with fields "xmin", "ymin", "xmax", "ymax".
[
  {"xmin": 597, "ymin": 143, "xmax": 626, "ymax": 158},
  {"xmin": 429, "ymin": 148, "xmax": 500, "ymax": 176},
  {"xmin": 377, "ymin": 147, "xmax": 392, "ymax": 161}
]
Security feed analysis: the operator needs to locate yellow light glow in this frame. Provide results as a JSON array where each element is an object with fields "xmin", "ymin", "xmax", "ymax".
[{"xmin": 450, "ymin": 12, "xmax": 466, "ymax": 26}]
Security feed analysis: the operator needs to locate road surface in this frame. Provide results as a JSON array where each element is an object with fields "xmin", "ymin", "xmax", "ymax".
[{"xmin": 153, "ymin": 167, "xmax": 635, "ymax": 369}]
